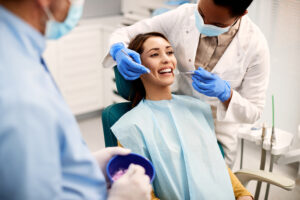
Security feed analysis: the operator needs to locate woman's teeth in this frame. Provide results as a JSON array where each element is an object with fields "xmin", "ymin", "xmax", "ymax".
[{"xmin": 159, "ymin": 68, "xmax": 172, "ymax": 74}]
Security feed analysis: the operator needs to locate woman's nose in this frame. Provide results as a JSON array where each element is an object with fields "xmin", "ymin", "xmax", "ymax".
[{"xmin": 161, "ymin": 53, "xmax": 170, "ymax": 64}]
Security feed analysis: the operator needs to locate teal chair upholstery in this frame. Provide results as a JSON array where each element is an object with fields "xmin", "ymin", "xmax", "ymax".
[
  {"xmin": 102, "ymin": 102, "xmax": 131, "ymax": 147},
  {"xmin": 102, "ymin": 67, "xmax": 132, "ymax": 147},
  {"xmin": 101, "ymin": 67, "xmax": 225, "ymax": 157}
]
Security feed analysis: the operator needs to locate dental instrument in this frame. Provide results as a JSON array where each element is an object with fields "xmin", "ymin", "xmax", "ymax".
[
  {"xmin": 121, "ymin": 49, "xmax": 132, "ymax": 60},
  {"xmin": 174, "ymin": 70, "xmax": 195, "ymax": 75}
]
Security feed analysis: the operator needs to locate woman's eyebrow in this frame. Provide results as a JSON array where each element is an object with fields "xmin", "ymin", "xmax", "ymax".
[
  {"xmin": 146, "ymin": 48, "xmax": 160, "ymax": 53},
  {"xmin": 166, "ymin": 46, "xmax": 172, "ymax": 49}
]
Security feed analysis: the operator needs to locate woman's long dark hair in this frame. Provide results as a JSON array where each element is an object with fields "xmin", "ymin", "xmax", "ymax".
[{"xmin": 127, "ymin": 32, "xmax": 170, "ymax": 107}]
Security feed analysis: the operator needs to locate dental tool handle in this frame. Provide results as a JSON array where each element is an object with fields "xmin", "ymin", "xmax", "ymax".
[
  {"xmin": 255, "ymin": 124, "xmax": 267, "ymax": 200},
  {"xmin": 121, "ymin": 49, "xmax": 133, "ymax": 61}
]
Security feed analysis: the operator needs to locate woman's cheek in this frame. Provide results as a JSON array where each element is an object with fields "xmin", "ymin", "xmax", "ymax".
[{"xmin": 144, "ymin": 62, "xmax": 156, "ymax": 73}]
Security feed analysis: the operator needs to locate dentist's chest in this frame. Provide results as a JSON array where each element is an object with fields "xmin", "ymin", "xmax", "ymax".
[{"xmin": 173, "ymin": 29, "xmax": 247, "ymax": 90}]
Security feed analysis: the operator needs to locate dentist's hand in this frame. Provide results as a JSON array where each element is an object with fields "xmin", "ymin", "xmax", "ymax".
[
  {"xmin": 192, "ymin": 67, "xmax": 232, "ymax": 102},
  {"xmin": 107, "ymin": 164, "xmax": 152, "ymax": 200},
  {"xmin": 92, "ymin": 147, "xmax": 131, "ymax": 178},
  {"xmin": 110, "ymin": 42, "xmax": 150, "ymax": 80}
]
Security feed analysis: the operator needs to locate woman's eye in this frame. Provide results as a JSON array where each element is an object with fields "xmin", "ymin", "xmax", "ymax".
[
  {"xmin": 150, "ymin": 53, "xmax": 159, "ymax": 57},
  {"xmin": 167, "ymin": 51, "xmax": 174, "ymax": 55}
]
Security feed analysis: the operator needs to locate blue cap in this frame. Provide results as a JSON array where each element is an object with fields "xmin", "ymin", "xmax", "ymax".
[{"xmin": 106, "ymin": 153, "xmax": 156, "ymax": 183}]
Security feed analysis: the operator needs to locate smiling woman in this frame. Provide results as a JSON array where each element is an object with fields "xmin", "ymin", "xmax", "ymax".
[{"xmin": 128, "ymin": 32, "xmax": 177, "ymax": 106}]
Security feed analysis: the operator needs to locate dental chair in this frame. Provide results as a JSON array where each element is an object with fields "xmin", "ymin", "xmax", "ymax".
[{"xmin": 101, "ymin": 67, "xmax": 295, "ymax": 200}]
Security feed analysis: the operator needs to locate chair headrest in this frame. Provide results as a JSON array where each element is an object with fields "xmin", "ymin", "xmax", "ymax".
[{"xmin": 114, "ymin": 66, "xmax": 135, "ymax": 101}]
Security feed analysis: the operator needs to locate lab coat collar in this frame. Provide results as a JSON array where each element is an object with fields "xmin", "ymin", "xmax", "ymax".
[{"xmin": 0, "ymin": 5, "xmax": 46, "ymax": 61}]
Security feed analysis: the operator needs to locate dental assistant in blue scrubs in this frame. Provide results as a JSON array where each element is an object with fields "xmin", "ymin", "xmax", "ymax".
[{"xmin": 0, "ymin": 0, "xmax": 151, "ymax": 199}]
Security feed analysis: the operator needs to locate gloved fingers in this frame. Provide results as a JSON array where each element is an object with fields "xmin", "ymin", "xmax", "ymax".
[
  {"xmin": 133, "ymin": 164, "xmax": 146, "ymax": 176},
  {"xmin": 192, "ymin": 76, "xmax": 215, "ymax": 90},
  {"xmin": 127, "ymin": 49, "xmax": 142, "ymax": 64},
  {"xmin": 117, "ymin": 64, "xmax": 132, "ymax": 80},
  {"xmin": 124, "ymin": 164, "xmax": 146, "ymax": 178},
  {"xmin": 131, "ymin": 166, "xmax": 150, "ymax": 184},
  {"xmin": 192, "ymin": 82, "xmax": 212, "ymax": 95},
  {"xmin": 143, "ymin": 174, "xmax": 151, "ymax": 184},
  {"xmin": 121, "ymin": 56, "xmax": 149, "ymax": 74},
  {"xmin": 117, "ymin": 62, "xmax": 141, "ymax": 80},
  {"xmin": 110, "ymin": 42, "xmax": 125, "ymax": 59},
  {"xmin": 129, "ymin": 62, "xmax": 150, "ymax": 75},
  {"xmin": 192, "ymin": 77, "xmax": 214, "ymax": 90},
  {"xmin": 122, "ymin": 67, "xmax": 141, "ymax": 78},
  {"xmin": 105, "ymin": 147, "xmax": 131, "ymax": 157},
  {"xmin": 194, "ymin": 67, "xmax": 215, "ymax": 80},
  {"xmin": 192, "ymin": 73, "xmax": 212, "ymax": 84},
  {"xmin": 123, "ymin": 164, "xmax": 137, "ymax": 177},
  {"xmin": 192, "ymin": 76, "xmax": 210, "ymax": 85}
]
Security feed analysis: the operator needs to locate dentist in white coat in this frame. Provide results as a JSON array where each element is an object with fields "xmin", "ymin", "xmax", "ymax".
[{"xmin": 103, "ymin": 0, "xmax": 270, "ymax": 167}]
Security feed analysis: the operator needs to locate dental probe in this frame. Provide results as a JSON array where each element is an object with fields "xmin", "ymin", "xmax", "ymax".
[{"xmin": 174, "ymin": 71, "xmax": 195, "ymax": 75}]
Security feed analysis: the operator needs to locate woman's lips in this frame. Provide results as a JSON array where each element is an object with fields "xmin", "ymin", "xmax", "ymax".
[{"xmin": 158, "ymin": 67, "xmax": 173, "ymax": 74}]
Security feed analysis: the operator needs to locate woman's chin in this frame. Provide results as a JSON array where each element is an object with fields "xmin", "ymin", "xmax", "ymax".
[{"xmin": 159, "ymin": 79, "xmax": 174, "ymax": 87}]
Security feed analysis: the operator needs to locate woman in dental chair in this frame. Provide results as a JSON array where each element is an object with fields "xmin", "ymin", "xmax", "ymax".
[{"xmin": 111, "ymin": 32, "xmax": 253, "ymax": 200}]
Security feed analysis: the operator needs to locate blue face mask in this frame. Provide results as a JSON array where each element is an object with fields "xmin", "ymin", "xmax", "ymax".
[
  {"xmin": 194, "ymin": 9, "xmax": 230, "ymax": 37},
  {"xmin": 44, "ymin": 0, "xmax": 85, "ymax": 40}
]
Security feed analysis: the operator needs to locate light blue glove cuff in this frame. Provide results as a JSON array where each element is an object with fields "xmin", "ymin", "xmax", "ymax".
[
  {"xmin": 218, "ymin": 81, "xmax": 231, "ymax": 102},
  {"xmin": 110, "ymin": 42, "xmax": 125, "ymax": 61}
]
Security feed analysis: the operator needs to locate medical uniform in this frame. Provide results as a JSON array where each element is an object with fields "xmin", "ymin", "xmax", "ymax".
[
  {"xmin": 0, "ymin": 6, "xmax": 107, "ymax": 199},
  {"xmin": 112, "ymin": 95, "xmax": 235, "ymax": 200},
  {"xmin": 103, "ymin": 3, "xmax": 270, "ymax": 166}
]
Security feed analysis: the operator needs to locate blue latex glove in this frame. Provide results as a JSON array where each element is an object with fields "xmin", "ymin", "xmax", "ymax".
[
  {"xmin": 192, "ymin": 67, "xmax": 232, "ymax": 102},
  {"xmin": 110, "ymin": 42, "xmax": 150, "ymax": 80}
]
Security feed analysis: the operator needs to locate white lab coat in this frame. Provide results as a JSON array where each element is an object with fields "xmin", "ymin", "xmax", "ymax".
[{"xmin": 102, "ymin": 4, "xmax": 270, "ymax": 167}]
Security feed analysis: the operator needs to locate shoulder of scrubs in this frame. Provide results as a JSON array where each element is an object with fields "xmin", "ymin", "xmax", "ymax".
[
  {"xmin": 216, "ymin": 15, "xmax": 270, "ymax": 124},
  {"xmin": 102, "ymin": 3, "xmax": 197, "ymax": 68},
  {"xmin": 0, "ymin": 6, "xmax": 107, "ymax": 200}
]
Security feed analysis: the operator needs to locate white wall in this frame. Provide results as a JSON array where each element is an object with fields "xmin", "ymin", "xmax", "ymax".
[
  {"xmin": 247, "ymin": 0, "xmax": 300, "ymax": 139},
  {"xmin": 82, "ymin": 0, "xmax": 121, "ymax": 18}
]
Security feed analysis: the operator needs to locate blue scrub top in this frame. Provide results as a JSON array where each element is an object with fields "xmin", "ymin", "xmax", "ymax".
[{"xmin": 0, "ymin": 6, "xmax": 107, "ymax": 200}]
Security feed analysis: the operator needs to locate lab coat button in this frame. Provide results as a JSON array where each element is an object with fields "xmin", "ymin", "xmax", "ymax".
[
  {"xmin": 186, "ymin": 30, "xmax": 189, "ymax": 34},
  {"xmin": 189, "ymin": 59, "xmax": 191, "ymax": 62}
]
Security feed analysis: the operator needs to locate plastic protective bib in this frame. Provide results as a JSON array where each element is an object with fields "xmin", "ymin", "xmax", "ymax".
[{"xmin": 112, "ymin": 95, "xmax": 235, "ymax": 200}]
